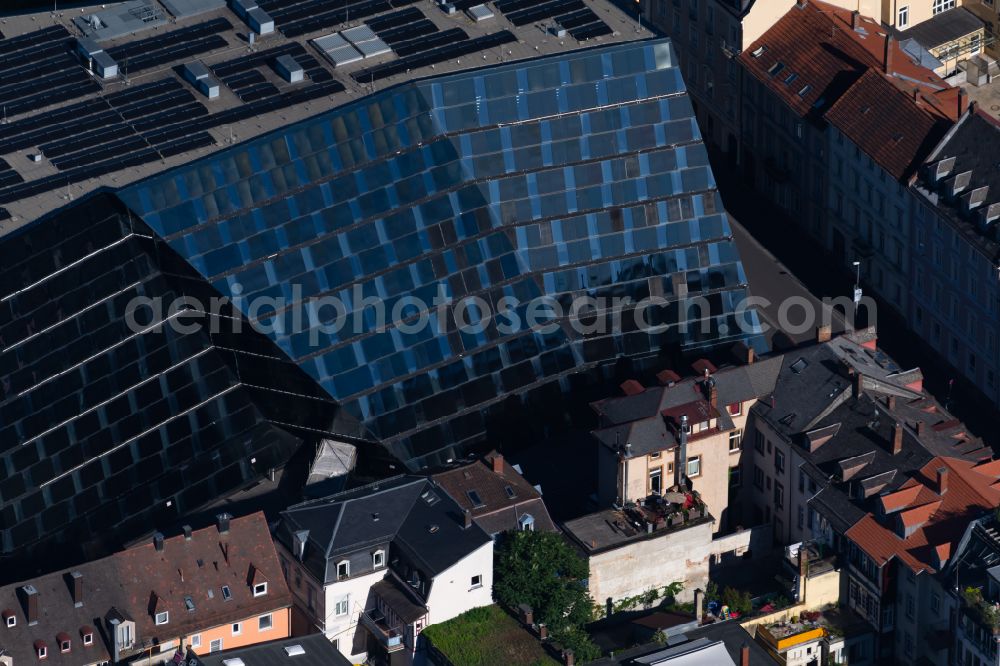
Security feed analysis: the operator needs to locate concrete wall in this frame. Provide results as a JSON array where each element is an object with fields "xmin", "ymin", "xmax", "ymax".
[
  {"xmin": 586, "ymin": 520, "xmax": 713, "ymax": 606},
  {"xmin": 186, "ymin": 607, "xmax": 291, "ymax": 654},
  {"xmin": 425, "ymin": 541, "xmax": 494, "ymax": 625},
  {"xmin": 709, "ymin": 522, "xmax": 773, "ymax": 565}
]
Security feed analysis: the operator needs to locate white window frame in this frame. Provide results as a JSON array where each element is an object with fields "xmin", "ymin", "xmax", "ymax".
[
  {"xmin": 83, "ymin": 632, "xmax": 94, "ymax": 646},
  {"xmin": 232, "ymin": 622, "xmax": 242, "ymax": 636},
  {"xmin": 334, "ymin": 596, "xmax": 350, "ymax": 617},
  {"xmin": 687, "ymin": 456, "xmax": 702, "ymax": 478},
  {"xmin": 932, "ymin": 0, "xmax": 954, "ymax": 14},
  {"xmin": 258, "ymin": 614, "xmax": 273, "ymax": 632},
  {"xmin": 337, "ymin": 560, "xmax": 350, "ymax": 580},
  {"xmin": 154, "ymin": 611, "xmax": 169, "ymax": 626},
  {"xmin": 37, "ymin": 646, "xmax": 47, "ymax": 659},
  {"xmin": 253, "ymin": 582, "xmax": 268, "ymax": 597},
  {"xmin": 372, "ymin": 550, "xmax": 385, "ymax": 569},
  {"xmin": 190, "ymin": 634, "xmax": 201, "ymax": 649},
  {"xmin": 470, "ymin": 575, "xmax": 483, "ymax": 589},
  {"xmin": 210, "ymin": 638, "xmax": 223, "ymax": 653},
  {"xmin": 898, "ymin": 5, "xmax": 909, "ymax": 28},
  {"xmin": 4, "ymin": 615, "xmax": 14, "ymax": 628},
  {"xmin": 728, "ymin": 428, "xmax": 742, "ymax": 452},
  {"xmin": 60, "ymin": 639, "xmax": 71, "ymax": 653}
]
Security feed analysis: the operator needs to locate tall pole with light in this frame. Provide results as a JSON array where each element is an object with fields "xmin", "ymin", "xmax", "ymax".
[{"xmin": 852, "ymin": 260, "xmax": 862, "ymax": 317}]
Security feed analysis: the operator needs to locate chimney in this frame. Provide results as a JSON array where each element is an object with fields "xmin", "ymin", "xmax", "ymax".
[
  {"xmin": 958, "ymin": 88, "xmax": 967, "ymax": 119},
  {"xmin": 937, "ymin": 466, "xmax": 949, "ymax": 495},
  {"xmin": 851, "ymin": 10, "xmax": 860, "ymax": 30},
  {"xmin": 153, "ymin": 532, "xmax": 164, "ymax": 552},
  {"xmin": 19, "ymin": 585, "xmax": 38, "ymax": 626},
  {"xmin": 706, "ymin": 380, "xmax": 718, "ymax": 408},
  {"xmin": 492, "ymin": 453, "xmax": 504, "ymax": 475},
  {"xmin": 797, "ymin": 549, "xmax": 808, "ymax": 602},
  {"xmin": 676, "ymin": 414, "xmax": 689, "ymax": 488},
  {"xmin": 853, "ymin": 372, "xmax": 864, "ymax": 398},
  {"xmin": 182, "ymin": 525, "xmax": 193, "ymax": 541},
  {"xmin": 216, "ymin": 512, "xmax": 232, "ymax": 534},
  {"xmin": 884, "ymin": 33, "xmax": 893, "ymax": 74},
  {"xmin": 916, "ymin": 420, "xmax": 926, "ymax": 436},
  {"xmin": 746, "ymin": 347, "xmax": 755, "ymax": 365},
  {"xmin": 741, "ymin": 642, "xmax": 750, "ymax": 666},
  {"xmin": 886, "ymin": 395, "xmax": 896, "ymax": 410},
  {"xmin": 816, "ymin": 325, "xmax": 832, "ymax": 344},
  {"xmin": 463, "ymin": 509, "xmax": 472, "ymax": 529},
  {"xmin": 538, "ymin": 624, "xmax": 548, "ymax": 639},
  {"xmin": 694, "ymin": 588, "xmax": 704, "ymax": 622},
  {"xmin": 564, "ymin": 649, "xmax": 575, "ymax": 666},
  {"xmin": 891, "ymin": 422, "xmax": 903, "ymax": 455},
  {"xmin": 70, "ymin": 571, "xmax": 83, "ymax": 608}
]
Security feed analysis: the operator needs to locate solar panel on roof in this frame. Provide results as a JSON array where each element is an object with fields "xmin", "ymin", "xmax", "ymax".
[
  {"xmin": 356, "ymin": 38, "xmax": 391, "ymax": 59},
  {"xmin": 342, "ymin": 25, "xmax": 378, "ymax": 45},
  {"xmin": 324, "ymin": 44, "xmax": 364, "ymax": 68},
  {"xmin": 313, "ymin": 33, "xmax": 348, "ymax": 52}
]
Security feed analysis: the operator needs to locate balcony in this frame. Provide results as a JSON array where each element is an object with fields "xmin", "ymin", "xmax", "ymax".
[
  {"xmin": 962, "ymin": 586, "xmax": 1000, "ymax": 634},
  {"xmin": 360, "ymin": 609, "xmax": 405, "ymax": 652}
]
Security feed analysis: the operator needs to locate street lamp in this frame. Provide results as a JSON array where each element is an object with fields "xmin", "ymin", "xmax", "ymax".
[{"xmin": 852, "ymin": 260, "xmax": 862, "ymax": 316}]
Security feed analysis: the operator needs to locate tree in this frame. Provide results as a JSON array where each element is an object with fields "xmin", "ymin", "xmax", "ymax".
[{"xmin": 493, "ymin": 530, "xmax": 594, "ymax": 630}]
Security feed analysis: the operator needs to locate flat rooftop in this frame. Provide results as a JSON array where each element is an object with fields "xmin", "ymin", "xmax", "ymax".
[
  {"xmin": 0, "ymin": 0, "xmax": 648, "ymax": 229},
  {"xmin": 563, "ymin": 505, "xmax": 713, "ymax": 554}
]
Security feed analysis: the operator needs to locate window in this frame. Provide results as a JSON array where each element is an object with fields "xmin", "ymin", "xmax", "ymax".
[
  {"xmin": 729, "ymin": 429, "xmax": 742, "ymax": 452},
  {"xmin": 753, "ymin": 465, "xmax": 764, "ymax": 490},
  {"xmin": 155, "ymin": 611, "xmax": 169, "ymax": 626},
  {"xmin": 307, "ymin": 586, "xmax": 317, "ymax": 611},
  {"xmin": 649, "ymin": 451, "xmax": 661, "ymax": 459},
  {"xmin": 687, "ymin": 456, "xmax": 702, "ymax": 477},
  {"xmin": 775, "ymin": 450, "xmax": 785, "ymax": 474},
  {"xmin": 259, "ymin": 614, "xmax": 273, "ymax": 631},
  {"xmin": 798, "ymin": 506, "xmax": 804, "ymax": 529},
  {"xmin": 466, "ymin": 490, "xmax": 484, "ymax": 507},
  {"xmin": 931, "ymin": 593, "xmax": 940, "ymax": 613},
  {"xmin": 335, "ymin": 596, "xmax": 350, "ymax": 617},
  {"xmin": 373, "ymin": 550, "xmax": 385, "ymax": 568},
  {"xmin": 337, "ymin": 561, "xmax": 350, "ymax": 580},
  {"xmin": 190, "ymin": 635, "xmax": 201, "ymax": 649},
  {"xmin": 932, "ymin": 0, "xmax": 954, "ymax": 13},
  {"xmin": 727, "ymin": 402, "xmax": 742, "ymax": 416},
  {"xmin": 37, "ymin": 645, "xmax": 47, "ymax": 659},
  {"xmin": 83, "ymin": 632, "xmax": 93, "ymax": 646},
  {"xmin": 504, "ymin": 485, "xmax": 516, "ymax": 499},
  {"xmin": 906, "ymin": 593, "xmax": 915, "ymax": 620},
  {"xmin": 729, "ymin": 467, "xmax": 741, "ymax": 488},
  {"xmin": 774, "ymin": 482, "xmax": 784, "ymax": 509},
  {"xmin": 519, "ymin": 514, "xmax": 535, "ymax": 531},
  {"xmin": 222, "ymin": 585, "xmax": 232, "ymax": 601},
  {"xmin": 60, "ymin": 639, "xmax": 70, "ymax": 653},
  {"xmin": 210, "ymin": 639, "xmax": 223, "ymax": 653},
  {"xmin": 232, "ymin": 622, "xmax": 241, "ymax": 636},
  {"xmin": 253, "ymin": 582, "xmax": 267, "ymax": 597},
  {"xmin": 754, "ymin": 431, "xmax": 765, "ymax": 454},
  {"xmin": 5, "ymin": 615, "xmax": 14, "ymax": 628},
  {"xmin": 649, "ymin": 467, "xmax": 663, "ymax": 494},
  {"xmin": 471, "ymin": 575, "xmax": 483, "ymax": 589}
]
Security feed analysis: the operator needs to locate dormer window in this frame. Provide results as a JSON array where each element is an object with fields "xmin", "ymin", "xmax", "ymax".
[
  {"xmin": 337, "ymin": 561, "xmax": 350, "ymax": 580},
  {"xmin": 519, "ymin": 514, "xmax": 535, "ymax": 532},
  {"xmin": 82, "ymin": 630, "xmax": 94, "ymax": 646},
  {"xmin": 35, "ymin": 640, "xmax": 47, "ymax": 660},
  {"xmin": 155, "ymin": 611, "xmax": 169, "ymax": 625},
  {"xmin": 372, "ymin": 550, "xmax": 385, "ymax": 569},
  {"xmin": 58, "ymin": 633, "xmax": 71, "ymax": 653},
  {"xmin": 2, "ymin": 609, "xmax": 15, "ymax": 628},
  {"xmin": 253, "ymin": 582, "xmax": 268, "ymax": 597}
]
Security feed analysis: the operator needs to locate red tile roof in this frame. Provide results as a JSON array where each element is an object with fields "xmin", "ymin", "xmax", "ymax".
[
  {"xmin": 741, "ymin": 1, "xmax": 958, "ymax": 179},
  {"xmin": 878, "ymin": 481, "xmax": 922, "ymax": 513},
  {"xmin": 824, "ymin": 69, "xmax": 950, "ymax": 180},
  {"xmin": 846, "ymin": 457, "xmax": 1000, "ymax": 573}
]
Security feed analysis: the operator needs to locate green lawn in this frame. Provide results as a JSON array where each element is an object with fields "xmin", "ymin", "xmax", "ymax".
[{"xmin": 423, "ymin": 605, "xmax": 561, "ymax": 666}]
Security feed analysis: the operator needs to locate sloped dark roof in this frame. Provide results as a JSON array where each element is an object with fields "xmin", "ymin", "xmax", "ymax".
[
  {"xmin": 192, "ymin": 633, "xmax": 352, "ymax": 666},
  {"xmin": 903, "ymin": 6, "xmax": 984, "ymax": 49}
]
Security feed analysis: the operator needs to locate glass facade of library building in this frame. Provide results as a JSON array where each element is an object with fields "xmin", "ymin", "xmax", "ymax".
[{"xmin": 0, "ymin": 38, "xmax": 763, "ymax": 562}]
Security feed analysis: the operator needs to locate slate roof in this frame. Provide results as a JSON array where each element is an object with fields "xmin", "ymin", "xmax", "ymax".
[
  {"xmin": 824, "ymin": 69, "xmax": 950, "ymax": 180},
  {"xmin": 278, "ymin": 476, "xmax": 491, "ymax": 586},
  {"xmin": 432, "ymin": 453, "xmax": 558, "ymax": 535},
  {"xmin": 192, "ymin": 633, "xmax": 352, "ymax": 666},
  {"xmin": 590, "ymin": 356, "xmax": 782, "ymax": 457},
  {"xmin": 903, "ymin": 6, "xmax": 984, "ymax": 48},
  {"xmin": 914, "ymin": 107, "xmax": 1000, "ymax": 264},
  {"xmin": 845, "ymin": 457, "xmax": 1000, "ymax": 573},
  {"xmin": 740, "ymin": 1, "xmax": 958, "ymax": 124}
]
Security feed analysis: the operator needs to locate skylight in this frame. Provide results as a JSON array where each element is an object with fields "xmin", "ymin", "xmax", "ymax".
[
  {"xmin": 752, "ymin": 46, "xmax": 767, "ymax": 57},
  {"xmin": 783, "ymin": 72, "xmax": 798, "ymax": 85},
  {"xmin": 790, "ymin": 357, "xmax": 809, "ymax": 374},
  {"xmin": 504, "ymin": 485, "xmax": 516, "ymax": 499},
  {"xmin": 797, "ymin": 84, "xmax": 812, "ymax": 97},
  {"xmin": 767, "ymin": 62, "xmax": 785, "ymax": 76},
  {"xmin": 467, "ymin": 490, "xmax": 485, "ymax": 507}
]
